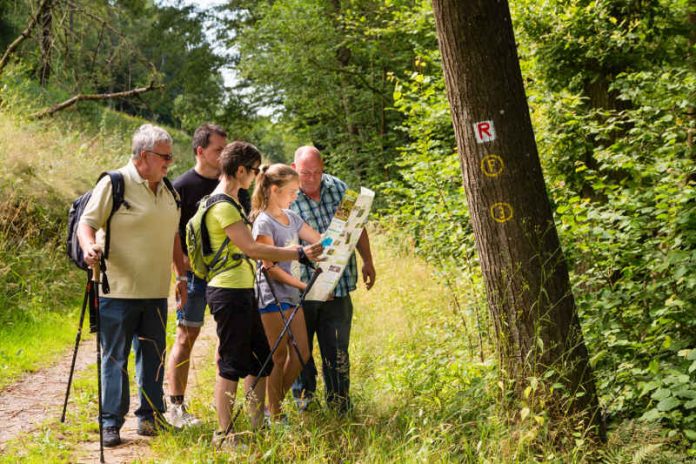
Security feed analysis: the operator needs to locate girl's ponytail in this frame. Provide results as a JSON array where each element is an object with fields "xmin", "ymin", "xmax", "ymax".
[
  {"xmin": 250, "ymin": 164, "xmax": 271, "ymax": 222},
  {"xmin": 250, "ymin": 164, "xmax": 300, "ymax": 222}
]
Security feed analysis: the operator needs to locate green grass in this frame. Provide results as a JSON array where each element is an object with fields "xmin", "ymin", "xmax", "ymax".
[
  {"xmin": 0, "ymin": 234, "xmax": 692, "ymax": 462},
  {"xmin": 0, "ymin": 104, "xmax": 192, "ymax": 389},
  {"xmin": 0, "ymin": 308, "xmax": 85, "ymax": 389},
  {"xmin": 0, "ymin": 359, "xmax": 103, "ymax": 464}
]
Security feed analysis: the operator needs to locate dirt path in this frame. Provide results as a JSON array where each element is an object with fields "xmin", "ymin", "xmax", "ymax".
[
  {"xmin": 77, "ymin": 316, "xmax": 217, "ymax": 463},
  {"xmin": 0, "ymin": 334, "xmax": 96, "ymax": 447},
  {"xmin": 0, "ymin": 306, "xmax": 218, "ymax": 464}
]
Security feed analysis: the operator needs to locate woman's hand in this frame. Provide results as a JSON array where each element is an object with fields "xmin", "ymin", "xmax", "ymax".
[{"xmin": 300, "ymin": 241, "xmax": 324, "ymax": 264}]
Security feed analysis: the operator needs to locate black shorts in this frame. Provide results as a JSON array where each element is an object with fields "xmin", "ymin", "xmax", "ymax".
[{"xmin": 206, "ymin": 287, "xmax": 273, "ymax": 382}]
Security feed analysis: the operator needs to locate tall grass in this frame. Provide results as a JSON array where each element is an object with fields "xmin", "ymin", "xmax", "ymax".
[
  {"xmin": 0, "ymin": 233, "xmax": 689, "ymax": 462},
  {"xmin": 0, "ymin": 104, "xmax": 190, "ymax": 386},
  {"xmin": 149, "ymin": 233, "xmax": 694, "ymax": 462}
]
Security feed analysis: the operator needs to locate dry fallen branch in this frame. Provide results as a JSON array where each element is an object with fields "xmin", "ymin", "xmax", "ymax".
[
  {"xmin": 0, "ymin": 0, "xmax": 54, "ymax": 76},
  {"xmin": 29, "ymin": 81, "xmax": 163, "ymax": 119}
]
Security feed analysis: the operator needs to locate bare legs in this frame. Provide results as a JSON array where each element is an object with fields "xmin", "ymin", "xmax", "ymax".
[
  {"xmin": 215, "ymin": 375, "xmax": 266, "ymax": 432},
  {"xmin": 261, "ymin": 308, "xmax": 309, "ymax": 417},
  {"xmin": 167, "ymin": 325, "xmax": 201, "ymax": 396}
]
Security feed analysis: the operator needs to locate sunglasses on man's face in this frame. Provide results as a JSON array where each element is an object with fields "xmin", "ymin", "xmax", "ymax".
[
  {"xmin": 146, "ymin": 150, "xmax": 174, "ymax": 161},
  {"xmin": 248, "ymin": 166, "xmax": 261, "ymax": 175}
]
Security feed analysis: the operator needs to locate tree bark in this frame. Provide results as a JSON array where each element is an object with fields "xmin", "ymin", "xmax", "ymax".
[
  {"xmin": 0, "ymin": 0, "xmax": 54, "ymax": 76},
  {"xmin": 38, "ymin": 0, "xmax": 54, "ymax": 86},
  {"xmin": 431, "ymin": 0, "xmax": 604, "ymax": 438}
]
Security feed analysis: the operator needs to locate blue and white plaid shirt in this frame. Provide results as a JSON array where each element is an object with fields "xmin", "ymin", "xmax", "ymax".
[{"xmin": 290, "ymin": 173, "xmax": 357, "ymax": 298}]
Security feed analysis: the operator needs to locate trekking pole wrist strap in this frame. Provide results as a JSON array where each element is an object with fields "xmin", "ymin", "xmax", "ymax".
[{"xmin": 297, "ymin": 246, "xmax": 312, "ymax": 267}]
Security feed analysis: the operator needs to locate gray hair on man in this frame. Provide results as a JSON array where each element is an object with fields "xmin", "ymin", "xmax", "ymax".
[{"xmin": 131, "ymin": 124, "xmax": 173, "ymax": 160}]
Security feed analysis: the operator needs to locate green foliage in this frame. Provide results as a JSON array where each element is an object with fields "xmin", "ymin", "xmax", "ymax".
[
  {"xmin": 514, "ymin": 0, "xmax": 690, "ymax": 97},
  {"xmin": 545, "ymin": 68, "xmax": 696, "ymax": 441},
  {"xmin": 0, "ymin": 0, "xmax": 230, "ymax": 130},
  {"xmin": 378, "ymin": 0, "xmax": 695, "ymax": 449},
  {"xmin": 227, "ymin": 0, "xmax": 424, "ymax": 188}
]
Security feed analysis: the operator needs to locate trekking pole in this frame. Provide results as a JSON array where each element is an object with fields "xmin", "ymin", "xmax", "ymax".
[
  {"xmin": 221, "ymin": 266, "xmax": 323, "ymax": 442},
  {"xmin": 93, "ymin": 261, "xmax": 105, "ymax": 464},
  {"xmin": 61, "ymin": 271, "xmax": 93, "ymax": 423},
  {"xmin": 260, "ymin": 266, "xmax": 307, "ymax": 368}
]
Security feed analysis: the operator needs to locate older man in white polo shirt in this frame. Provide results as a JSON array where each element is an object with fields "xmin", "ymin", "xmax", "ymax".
[{"xmin": 78, "ymin": 124, "xmax": 186, "ymax": 447}]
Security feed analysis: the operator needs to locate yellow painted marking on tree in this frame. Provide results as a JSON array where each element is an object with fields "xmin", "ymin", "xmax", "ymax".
[
  {"xmin": 481, "ymin": 155, "xmax": 504, "ymax": 177},
  {"xmin": 490, "ymin": 202, "xmax": 514, "ymax": 223}
]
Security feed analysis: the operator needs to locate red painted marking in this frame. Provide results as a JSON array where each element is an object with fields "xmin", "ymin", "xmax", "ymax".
[{"xmin": 473, "ymin": 120, "xmax": 496, "ymax": 143}]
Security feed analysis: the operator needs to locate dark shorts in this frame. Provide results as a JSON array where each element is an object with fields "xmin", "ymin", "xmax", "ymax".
[{"xmin": 206, "ymin": 286, "xmax": 273, "ymax": 382}]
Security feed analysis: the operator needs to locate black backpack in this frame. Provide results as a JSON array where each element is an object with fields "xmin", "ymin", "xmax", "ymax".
[
  {"xmin": 67, "ymin": 172, "xmax": 126, "ymax": 274},
  {"xmin": 67, "ymin": 171, "xmax": 180, "ymax": 284}
]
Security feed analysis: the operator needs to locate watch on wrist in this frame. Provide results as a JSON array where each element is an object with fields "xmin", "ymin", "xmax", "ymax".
[
  {"xmin": 176, "ymin": 275, "xmax": 188, "ymax": 283},
  {"xmin": 297, "ymin": 246, "xmax": 312, "ymax": 267}
]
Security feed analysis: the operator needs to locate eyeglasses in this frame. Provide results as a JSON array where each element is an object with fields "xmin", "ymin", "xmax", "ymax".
[
  {"xmin": 248, "ymin": 166, "xmax": 261, "ymax": 175},
  {"xmin": 146, "ymin": 150, "xmax": 174, "ymax": 161}
]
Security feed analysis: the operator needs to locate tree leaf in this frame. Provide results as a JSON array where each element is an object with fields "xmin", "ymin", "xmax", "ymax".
[
  {"xmin": 656, "ymin": 397, "xmax": 681, "ymax": 412},
  {"xmin": 651, "ymin": 388, "xmax": 672, "ymax": 401}
]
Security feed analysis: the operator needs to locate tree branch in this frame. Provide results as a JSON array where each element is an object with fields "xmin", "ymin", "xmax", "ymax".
[
  {"xmin": 0, "ymin": 0, "xmax": 54, "ymax": 76},
  {"xmin": 30, "ymin": 81, "xmax": 163, "ymax": 119}
]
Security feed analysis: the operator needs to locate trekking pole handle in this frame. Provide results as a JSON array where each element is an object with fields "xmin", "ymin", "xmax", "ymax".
[
  {"xmin": 92, "ymin": 261, "xmax": 101, "ymax": 284},
  {"xmin": 298, "ymin": 266, "xmax": 323, "ymax": 301}
]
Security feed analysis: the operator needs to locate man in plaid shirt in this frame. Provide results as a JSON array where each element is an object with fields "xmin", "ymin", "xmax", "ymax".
[{"xmin": 290, "ymin": 146, "xmax": 376, "ymax": 413}]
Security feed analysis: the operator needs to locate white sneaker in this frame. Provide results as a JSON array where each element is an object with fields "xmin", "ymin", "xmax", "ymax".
[{"xmin": 166, "ymin": 403, "xmax": 201, "ymax": 428}]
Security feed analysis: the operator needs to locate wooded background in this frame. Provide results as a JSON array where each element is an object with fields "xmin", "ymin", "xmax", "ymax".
[{"xmin": 0, "ymin": 0, "xmax": 694, "ymax": 452}]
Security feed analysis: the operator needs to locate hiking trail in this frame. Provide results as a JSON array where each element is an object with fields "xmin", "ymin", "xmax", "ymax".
[{"xmin": 0, "ymin": 299, "xmax": 218, "ymax": 463}]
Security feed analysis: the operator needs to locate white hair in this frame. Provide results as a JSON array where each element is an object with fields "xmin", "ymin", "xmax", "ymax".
[{"xmin": 131, "ymin": 124, "xmax": 172, "ymax": 160}]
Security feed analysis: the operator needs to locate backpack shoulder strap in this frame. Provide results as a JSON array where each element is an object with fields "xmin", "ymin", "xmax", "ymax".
[
  {"xmin": 199, "ymin": 194, "xmax": 251, "ymax": 261},
  {"xmin": 98, "ymin": 171, "xmax": 126, "ymax": 261},
  {"xmin": 206, "ymin": 194, "xmax": 252, "ymax": 226},
  {"xmin": 162, "ymin": 176, "xmax": 181, "ymax": 209},
  {"xmin": 96, "ymin": 171, "xmax": 126, "ymax": 213},
  {"xmin": 200, "ymin": 194, "xmax": 234, "ymax": 255}
]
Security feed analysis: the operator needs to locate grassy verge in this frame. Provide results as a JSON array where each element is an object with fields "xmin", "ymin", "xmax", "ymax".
[
  {"xmin": 0, "ymin": 309, "xmax": 84, "ymax": 390},
  {"xmin": 1, "ymin": 235, "xmax": 691, "ymax": 462},
  {"xmin": 0, "ymin": 106, "xmax": 191, "ymax": 390}
]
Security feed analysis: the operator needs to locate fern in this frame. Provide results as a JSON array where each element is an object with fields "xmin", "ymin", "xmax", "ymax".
[{"xmin": 632, "ymin": 443, "xmax": 663, "ymax": 464}]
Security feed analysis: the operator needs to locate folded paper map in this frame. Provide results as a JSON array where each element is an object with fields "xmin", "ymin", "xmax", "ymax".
[{"xmin": 305, "ymin": 187, "xmax": 375, "ymax": 301}]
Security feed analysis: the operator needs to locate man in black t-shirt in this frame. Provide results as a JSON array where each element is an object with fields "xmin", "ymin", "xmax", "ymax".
[{"xmin": 166, "ymin": 123, "xmax": 250, "ymax": 427}]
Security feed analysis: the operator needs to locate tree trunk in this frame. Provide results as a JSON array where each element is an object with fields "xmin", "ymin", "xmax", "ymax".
[
  {"xmin": 38, "ymin": 0, "xmax": 54, "ymax": 86},
  {"xmin": 431, "ymin": 0, "xmax": 604, "ymax": 438}
]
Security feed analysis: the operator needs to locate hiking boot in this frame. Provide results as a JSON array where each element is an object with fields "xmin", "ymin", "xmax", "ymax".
[
  {"xmin": 166, "ymin": 403, "xmax": 201, "ymax": 428},
  {"xmin": 102, "ymin": 426, "xmax": 121, "ymax": 447},
  {"xmin": 137, "ymin": 419, "xmax": 164, "ymax": 437}
]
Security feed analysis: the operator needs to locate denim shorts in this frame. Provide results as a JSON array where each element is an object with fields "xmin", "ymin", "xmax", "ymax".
[
  {"xmin": 176, "ymin": 271, "xmax": 207, "ymax": 328},
  {"xmin": 258, "ymin": 302, "xmax": 294, "ymax": 314}
]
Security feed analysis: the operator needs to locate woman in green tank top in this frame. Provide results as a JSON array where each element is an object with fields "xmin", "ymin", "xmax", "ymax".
[{"xmin": 203, "ymin": 141, "xmax": 323, "ymax": 446}]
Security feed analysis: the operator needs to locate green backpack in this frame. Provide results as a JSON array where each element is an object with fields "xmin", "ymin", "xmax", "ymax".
[{"xmin": 186, "ymin": 194, "xmax": 252, "ymax": 280}]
